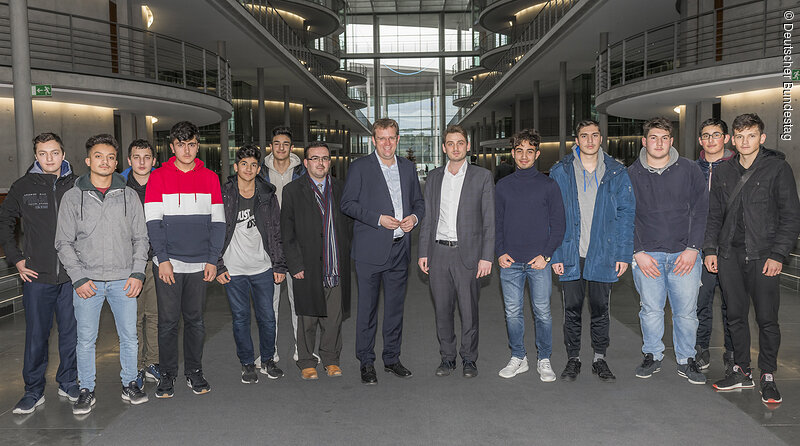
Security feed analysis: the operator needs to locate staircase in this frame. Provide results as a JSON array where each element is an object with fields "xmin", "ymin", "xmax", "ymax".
[{"xmin": 779, "ymin": 237, "xmax": 800, "ymax": 292}]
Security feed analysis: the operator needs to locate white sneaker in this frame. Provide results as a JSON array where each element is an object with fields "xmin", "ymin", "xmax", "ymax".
[
  {"xmin": 498, "ymin": 356, "xmax": 529, "ymax": 378},
  {"xmin": 537, "ymin": 358, "xmax": 557, "ymax": 382}
]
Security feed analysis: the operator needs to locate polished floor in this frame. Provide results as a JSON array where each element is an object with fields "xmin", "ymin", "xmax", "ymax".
[{"xmin": 0, "ymin": 237, "xmax": 798, "ymax": 445}]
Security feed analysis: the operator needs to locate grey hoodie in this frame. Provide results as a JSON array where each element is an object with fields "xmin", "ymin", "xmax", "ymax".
[
  {"xmin": 263, "ymin": 152, "xmax": 302, "ymax": 206},
  {"xmin": 55, "ymin": 173, "xmax": 149, "ymax": 288}
]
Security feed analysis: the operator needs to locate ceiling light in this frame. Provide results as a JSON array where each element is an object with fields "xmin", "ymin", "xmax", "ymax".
[
  {"xmin": 673, "ymin": 106, "xmax": 681, "ymax": 114},
  {"xmin": 150, "ymin": 116, "xmax": 158, "ymax": 124},
  {"xmin": 142, "ymin": 6, "xmax": 154, "ymax": 28}
]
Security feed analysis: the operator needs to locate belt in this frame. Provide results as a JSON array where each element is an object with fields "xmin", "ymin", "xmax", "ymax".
[
  {"xmin": 393, "ymin": 236, "xmax": 404, "ymax": 243},
  {"xmin": 435, "ymin": 240, "xmax": 458, "ymax": 247}
]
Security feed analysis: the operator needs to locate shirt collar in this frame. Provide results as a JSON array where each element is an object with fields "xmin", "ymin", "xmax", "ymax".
[{"xmin": 445, "ymin": 160, "xmax": 468, "ymax": 177}]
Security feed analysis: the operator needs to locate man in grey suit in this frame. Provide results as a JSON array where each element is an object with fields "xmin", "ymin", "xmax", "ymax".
[{"xmin": 418, "ymin": 125, "xmax": 495, "ymax": 378}]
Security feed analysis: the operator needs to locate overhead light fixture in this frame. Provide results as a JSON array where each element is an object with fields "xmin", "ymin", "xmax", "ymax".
[
  {"xmin": 673, "ymin": 106, "xmax": 681, "ymax": 114},
  {"xmin": 150, "ymin": 116, "xmax": 158, "ymax": 124},
  {"xmin": 142, "ymin": 6, "xmax": 154, "ymax": 28}
]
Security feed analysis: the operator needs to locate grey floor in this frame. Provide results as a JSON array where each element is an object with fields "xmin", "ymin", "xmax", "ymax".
[{"xmin": 1, "ymin": 238, "xmax": 799, "ymax": 445}]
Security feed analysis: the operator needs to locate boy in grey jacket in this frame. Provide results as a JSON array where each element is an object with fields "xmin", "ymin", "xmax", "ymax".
[{"xmin": 55, "ymin": 134, "xmax": 150, "ymax": 415}]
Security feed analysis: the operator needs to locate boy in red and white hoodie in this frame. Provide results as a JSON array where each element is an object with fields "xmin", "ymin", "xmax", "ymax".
[{"xmin": 144, "ymin": 121, "xmax": 225, "ymax": 398}]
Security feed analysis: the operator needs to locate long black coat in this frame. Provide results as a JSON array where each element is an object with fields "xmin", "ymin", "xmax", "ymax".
[{"xmin": 281, "ymin": 174, "xmax": 353, "ymax": 319}]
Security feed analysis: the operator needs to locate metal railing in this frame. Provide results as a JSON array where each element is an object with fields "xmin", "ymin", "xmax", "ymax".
[
  {"xmin": 596, "ymin": 0, "xmax": 798, "ymax": 95},
  {"xmin": 469, "ymin": 0, "xmax": 578, "ymax": 101},
  {"xmin": 455, "ymin": 83, "xmax": 472, "ymax": 99},
  {"xmin": 0, "ymin": 3, "xmax": 231, "ymax": 102},
  {"xmin": 339, "ymin": 60, "xmax": 368, "ymax": 76},
  {"xmin": 451, "ymin": 56, "xmax": 482, "ymax": 75},
  {"xmin": 478, "ymin": 31, "xmax": 510, "ymax": 54},
  {"xmin": 347, "ymin": 87, "xmax": 367, "ymax": 102},
  {"xmin": 311, "ymin": 34, "xmax": 341, "ymax": 58}
]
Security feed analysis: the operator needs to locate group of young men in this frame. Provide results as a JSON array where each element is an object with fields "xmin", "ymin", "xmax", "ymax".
[{"xmin": 2, "ymin": 111, "xmax": 797, "ymax": 418}]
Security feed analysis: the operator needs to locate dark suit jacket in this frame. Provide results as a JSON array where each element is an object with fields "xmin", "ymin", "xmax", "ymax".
[
  {"xmin": 419, "ymin": 163, "xmax": 495, "ymax": 269},
  {"xmin": 281, "ymin": 174, "xmax": 353, "ymax": 318},
  {"xmin": 341, "ymin": 153, "xmax": 425, "ymax": 265}
]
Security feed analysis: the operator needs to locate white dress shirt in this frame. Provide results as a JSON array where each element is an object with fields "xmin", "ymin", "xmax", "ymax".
[{"xmin": 435, "ymin": 160, "xmax": 468, "ymax": 242}]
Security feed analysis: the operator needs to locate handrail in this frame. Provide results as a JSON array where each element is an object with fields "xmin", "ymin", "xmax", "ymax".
[
  {"xmin": 0, "ymin": 2, "xmax": 231, "ymax": 102},
  {"xmin": 310, "ymin": 34, "xmax": 341, "ymax": 58},
  {"xmin": 339, "ymin": 60, "xmax": 368, "ymax": 76},
  {"xmin": 451, "ymin": 56, "xmax": 482, "ymax": 75},
  {"xmin": 347, "ymin": 87, "xmax": 366, "ymax": 102},
  {"xmin": 596, "ymin": 0, "xmax": 797, "ymax": 95}
]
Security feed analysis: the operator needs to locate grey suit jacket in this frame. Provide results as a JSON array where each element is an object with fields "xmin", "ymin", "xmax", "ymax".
[{"xmin": 419, "ymin": 163, "xmax": 495, "ymax": 270}]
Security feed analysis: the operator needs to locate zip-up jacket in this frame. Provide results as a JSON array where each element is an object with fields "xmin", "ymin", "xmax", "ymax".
[
  {"xmin": 144, "ymin": 157, "xmax": 226, "ymax": 268},
  {"xmin": 703, "ymin": 147, "xmax": 800, "ymax": 263},
  {"xmin": 122, "ymin": 168, "xmax": 154, "ymax": 261},
  {"xmin": 54, "ymin": 173, "xmax": 149, "ymax": 288},
  {"xmin": 217, "ymin": 175, "xmax": 287, "ymax": 274},
  {"xmin": 551, "ymin": 152, "xmax": 636, "ymax": 282},
  {"xmin": 628, "ymin": 148, "xmax": 708, "ymax": 254},
  {"xmin": 0, "ymin": 160, "xmax": 76, "ymax": 284},
  {"xmin": 696, "ymin": 148, "xmax": 734, "ymax": 191}
]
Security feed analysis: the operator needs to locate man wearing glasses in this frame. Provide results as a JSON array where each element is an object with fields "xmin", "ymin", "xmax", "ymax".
[
  {"xmin": 693, "ymin": 118, "xmax": 735, "ymax": 373},
  {"xmin": 281, "ymin": 142, "xmax": 352, "ymax": 380},
  {"xmin": 260, "ymin": 126, "xmax": 306, "ymax": 376},
  {"xmin": 342, "ymin": 118, "xmax": 425, "ymax": 385}
]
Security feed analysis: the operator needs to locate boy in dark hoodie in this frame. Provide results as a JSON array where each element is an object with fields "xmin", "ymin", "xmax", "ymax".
[
  {"xmin": 1, "ymin": 133, "xmax": 79, "ymax": 415},
  {"xmin": 705, "ymin": 113, "xmax": 800, "ymax": 404}
]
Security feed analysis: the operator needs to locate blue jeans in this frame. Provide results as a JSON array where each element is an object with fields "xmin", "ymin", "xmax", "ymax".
[
  {"xmin": 499, "ymin": 262, "xmax": 553, "ymax": 360},
  {"xmin": 632, "ymin": 251, "xmax": 701, "ymax": 364},
  {"xmin": 73, "ymin": 280, "xmax": 138, "ymax": 391},
  {"xmin": 224, "ymin": 270, "xmax": 276, "ymax": 365}
]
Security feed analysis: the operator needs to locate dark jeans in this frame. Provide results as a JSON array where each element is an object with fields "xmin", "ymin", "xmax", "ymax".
[
  {"xmin": 155, "ymin": 267, "xmax": 208, "ymax": 377},
  {"xmin": 22, "ymin": 281, "xmax": 77, "ymax": 397},
  {"xmin": 695, "ymin": 263, "xmax": 733, "ymax": 351},
  {"xmin": 718, "ymin": 250, "xmax": 781, "ymax": 373},
  {"xmin": 224, "ymin": 269, "xmax": 276, "ymax": 365},
  {"xmin": 561, "ymin": 258, "xmax": 611, "ymax": 358}
]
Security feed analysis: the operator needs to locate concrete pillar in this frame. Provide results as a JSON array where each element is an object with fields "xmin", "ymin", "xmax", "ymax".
[
  {"xmin": 514, "ymin": 94, "xmax": 521, "ymax": 133},
  {"xmin": 283, "ymin": 85, "xmax": 290, "ymax": 126},
  {"xmin": 598, "ymin": 32, "xmax": 609, "ymax": 143},
  {"xmin": 679, "ymin": 103, "xmax": 698, "ymax": 159},
  {"xmin": 559, "ymin": 61, "xmax": 568, "ymax": 159},
  {"xmin": 302, "ymin": 98, "xmax": 309, "ymax": 149},
  {"xmin": 257, "ymin": 67, "xmax": 266, "ymax": 157},
  {"xmin": 532, "ymin": 80, "xmax": 540, "ymax": 131},
  {"xmin": 118, "ymin": 112, "xmax": 135, "ymax": 161},
  {"xmin": 11, "ymin": 0, "xmax": 34, "ymax": 177},
  {"xmin": 373, "ymin": 58, "xmax": 381, "ymax": 120},
  {"xmin": 490, "ymin": 111, "xmax": 496, "ymax": 140},
  {"xmin": 218, "ymin": 40, "xmax": 230, "ymax": 177},
  {"xmin": 698, "ymin": 100, "xmax": 715, "ymax": 122}
]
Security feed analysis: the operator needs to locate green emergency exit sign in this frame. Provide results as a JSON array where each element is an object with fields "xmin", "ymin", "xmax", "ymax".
[{"xmin": 31, "ymin": 85, "xmax": 52, "ymax": 97}]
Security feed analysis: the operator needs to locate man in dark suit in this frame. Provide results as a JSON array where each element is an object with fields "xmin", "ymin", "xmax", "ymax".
[
  {"xmin": 418, "ymin": 125, "xmax": 494, "ymax": 378},
  {"xmin": 341, "ymin": 118, "xmax": 425, "ymax": 385},
  {"xmin": 281, "ymin": 142, "xmax": 353, "ymax": 380}
]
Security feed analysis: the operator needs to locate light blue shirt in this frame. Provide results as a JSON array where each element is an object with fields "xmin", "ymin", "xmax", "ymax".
[{"xmin": 376, "ymin": 151, "xmax": 405, "ymax": 238}]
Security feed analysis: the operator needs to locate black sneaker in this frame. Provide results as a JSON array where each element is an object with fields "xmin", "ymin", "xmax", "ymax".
[
  {"xmin": 72, "ymin": 389, "xmax": 95, "ymax": 415},
  {"xmin": 261, "ymin": 359, "xmax": 284, "ymax": 379},
  {"xmin": 12, "ymin": 394, "xmax": 45, "ymax": 415},
  {"xmin": 635, "ymin": 353, "xmax": 662, "ymax": 378},
  {"xmin": 462, "ymin": 360, "xmax": 478, "ymax": 378},
  {"xmin": 677, "ymin": 358, "xmax": 706, "ymax": 384},
  {"xmin": 155, "ymin": 373, "xmax": 175, "ymax": 399},
  {"xmin": 760, "ymin": 373, "xmax": 782, "ymax": 403},
  {"xmin": 560, "ymin": 357, "xmax": 581, "ymax": 381},
  {"xmin": 135, "ymin": 369, "xmax": 145, "ymax": 391},
  {"xmin": 121, "ymin": 380, "xmax": 149, "ymax": 405},
  {"xmin": 722, "ymin": 351, "xmax": 735, "ymax": 377},
  {"xmin": 435, "ymin": 359, "xmax": 456, "ymax": 377},
  {"xmin": 241, "ymin": 364, "xmax": 259, "ymax": 384},
  {"xmin": 713, "ymin": 365, "xmax": 754, "ymax": 390},
  {"xmin": 592, "ymin": 359, "xmax": 616, "ymax": 382},
  {"xmin": 186, "ymin": 369, "xmax": 211, "ymax": 395},
  {"xmin": 694, "ymin": 346, "xmax": 710, "ymax": 370}
]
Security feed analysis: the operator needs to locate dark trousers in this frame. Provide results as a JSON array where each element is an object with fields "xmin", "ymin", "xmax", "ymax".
[
  {"xmin": 354, "ymin": 239, "xmax": 409, "ymax": 367},
  {"xmin": 429, "ymin": 243, "xmax": 479, "ymax": 363},
  {"xmin": 21, "ymin": 281, "xmax": 77, "ymax": 397},
  {"xmin": 695, "ymin": 263, "xmax": 733, "ymax": 351},
  {"xmin": 718, "ymin": 250, "xmax": 781, "ymax": 373},
  {"xmin": 296, "ymin": 285, "xmax": 343, "ymax": 370},
  {"xmin": 561, "ymin": 258, "xmax": 611, "ymax": 358},
  {"xmin": 154, "ymin": 267, "xmax": 208, "ymax": 377}
]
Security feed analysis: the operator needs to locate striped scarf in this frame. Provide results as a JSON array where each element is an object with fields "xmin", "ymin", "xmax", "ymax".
[{"xmin": 309, "ymin": 175, "xmax": 339, "ymax": 288}]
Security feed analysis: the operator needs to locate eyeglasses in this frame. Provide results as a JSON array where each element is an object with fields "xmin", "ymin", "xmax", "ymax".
[
  {"xmin": 307, "ymin": 156, "xmax": 331, "ymax": 163},
  {"xmin": 700, "ymin": 132, "xmax": 724, "ymax": 140}
]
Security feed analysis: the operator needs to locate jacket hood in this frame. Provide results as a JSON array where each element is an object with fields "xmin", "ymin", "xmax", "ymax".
[
  {"xmin": 75, "ymin": 172, "xmax": 127, "ymax": 192},
  {"xmin": 224, "ymin": 173, "xmax": 277, "ymax": 196},
  {"xmin": 264, "ymin": 152, "xmax": 302, "ymax": 173},
  {"xmin": 638, "ymin": 146, "xmax": 679, "ymax": 174},
  {"xmin": 121, "ymin": 166, "xmax": 155, "ymax": 180},
  {"xmin": 163, "ymin": 156, "xmax": 205, "ymax": 172},
  {"xmin": 554, "ymin": 150, "xmax": 624, "ymax": 175},
  {"xmin": 28, "ymin": 159, "xmax": 73, "ymax": 178},
  {"xmin": 757, "ymin": 146, "xmax": 786, "ymax": 160},
  {"xmin": 698, "ymin": 148, "xmax": 735, "ymax": 165}
]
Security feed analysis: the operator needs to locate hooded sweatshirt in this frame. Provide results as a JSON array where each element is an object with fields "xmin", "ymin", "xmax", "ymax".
[
  {"xmin": 144, "ymin": 156, "xmax": 225, "ymax": 273},
  {"xmin": 0, "ymin": 160, "xmax": 76, "ymax": 284},
  {"xmin": 54, "ymin": 173, "xmax": 149, "ymax": 288},
  {"xmin": 261, "ymin": 152, "xmax": 304, "ymax": 206},
  {"xmin": 696, "ymin": 148, "xmax": 734, "ymax": 192}
]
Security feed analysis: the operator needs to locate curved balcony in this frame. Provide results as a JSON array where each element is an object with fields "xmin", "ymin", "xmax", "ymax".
[
  {"xmin": 595, "ymin": 0, "xmax": 797, "ymax": 118},
  {"xmin": 451, "ymin": 57, "xmax": 487, "ymax": 83},
  {"xmin": 245, "ymin": 0, "xmax": 342, "ymax": 37},
  {"xmin": 478, "ymin": 32, "xmax": 511, "ymax": 68},
  {"xmin": 478, "ymin": 0, "xmax": 549, "ymax": 34},
  {"xmin": 453, "ymin": 85, "xmax": 476, "ymax": 108},
  {"xmin": 333, "ymin": 61, "xmax": 368, "ymax": 86},
  {"xmin": 344, "ymin": 87, "xmax": 367, "ymax": 109},
  {"xmin": 0, "ymin": 3, "xmax": 231, "ymax": 124},
  {"xmin": 307, "ymin": 34, "xmax": 341, "ymax": 73}
]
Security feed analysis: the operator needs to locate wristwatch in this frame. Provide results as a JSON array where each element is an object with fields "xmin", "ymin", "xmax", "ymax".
[{"xmin": 543, "ymin": 256, "xmax": 551, "ymax": 263}]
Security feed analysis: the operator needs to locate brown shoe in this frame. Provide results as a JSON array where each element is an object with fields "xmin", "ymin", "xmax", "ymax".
[
  {"xmin": 301, "ymin": 368, "xmax": 318, "ymax": 380},
  {"xmin": 325, "ymin": 365, "xmax": 342, "ymax": 377}
]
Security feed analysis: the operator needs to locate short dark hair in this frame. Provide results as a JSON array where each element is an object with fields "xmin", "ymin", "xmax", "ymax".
[
  {"xmin": 271, "ymin": 126, "xmax": 293, "ymax": 141},
  {"xmin": 169, "ymin": 121, "xmax": 199, "ymax": 144},
  {"xmin": 236, "ymin": 143, "xmax": 261, "ymax": 163},
  {"xmin": 732, "ymin": 113, "xmax": 764, "ymax": 134},
  {"xmin": 372, "ymin": 118, "xmax": 399, "ymax": 137},
  {"xmin": 510, "ymin": 129, "xmax": 541, "ymax": 149},
  {"xmin": 444, "ymin": 124, "xmax": 468, "ymax": 141},
  {"xmin": 85, "ymin": 134, "xmax": 119, "ymax": 156},
  {"xmin": 575, "ymin": 119, "xmax": 600, "ymax": 135},
  {"xmin": 698, "ymin": 118, "xmax": 728, "ymax": 136},
  {"xmin": 305, "ymin": 141, "xmax": 330, "ymax": 157},
  {"xmin": 128, "ymin": 139, "xmax": 154, "ymax": 157},
  {"xmin": 32, "ymin": 132, "xmax": 64, "ymax": 154},
  {"xmin": 643, "ymin": 117, "xmax": 673, "ymax": 137}
]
